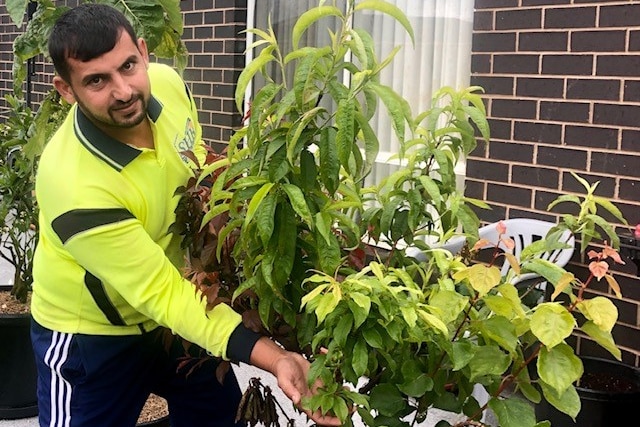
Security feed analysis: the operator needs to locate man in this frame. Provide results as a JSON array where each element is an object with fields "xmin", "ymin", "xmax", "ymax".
[{"xmin": 30, "ymin": 4, "xmax": 340, "ymax": 427}]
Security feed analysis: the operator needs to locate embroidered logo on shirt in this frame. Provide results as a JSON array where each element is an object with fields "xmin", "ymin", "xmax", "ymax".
[{"xmin": 175, "ymin": 118, "xmax": 196, "ymax": 163}]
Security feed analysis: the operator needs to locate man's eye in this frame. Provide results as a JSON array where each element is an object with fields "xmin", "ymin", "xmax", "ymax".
[
  {"xmin": 89, "ymin": 77, "xmax": 102, "ymax": 86},
  {"xmin": 123, "ymin": 62, "xmax": 134, "ymax": 71}
]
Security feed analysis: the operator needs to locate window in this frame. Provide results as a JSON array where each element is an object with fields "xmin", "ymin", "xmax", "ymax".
[{"xmin": 247, "ymin": 0, "xmax": 474, "ymax": 185}]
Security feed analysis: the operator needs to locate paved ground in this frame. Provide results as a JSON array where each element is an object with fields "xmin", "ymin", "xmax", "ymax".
[{"xmin": 0, "ymin": 258, "xmax": 494, "ymax": 427}]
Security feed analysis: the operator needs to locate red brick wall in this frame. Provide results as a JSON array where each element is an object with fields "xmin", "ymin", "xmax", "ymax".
[{"xmin": 470, "ymin": 0, "xmax": 640, "ymax": 365}]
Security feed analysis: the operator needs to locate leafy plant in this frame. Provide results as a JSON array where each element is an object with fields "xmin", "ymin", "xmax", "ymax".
[{"xmin": 170, "ymin": 1, "xmax": 630, "ymax": 427}]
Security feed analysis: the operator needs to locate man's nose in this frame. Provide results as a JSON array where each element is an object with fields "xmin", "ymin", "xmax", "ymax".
[{"xmin": 111, "ymin": 74, "xmax": 133, "ymax": 101}]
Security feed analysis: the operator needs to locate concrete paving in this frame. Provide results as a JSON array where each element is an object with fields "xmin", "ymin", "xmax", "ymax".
[{"xmin": 0, "ymin": 258, "xmax": 491, "ymax": 427}]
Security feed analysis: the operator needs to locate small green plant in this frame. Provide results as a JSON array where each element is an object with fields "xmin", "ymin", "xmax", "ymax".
[{"xmin": 0, "ymin": 95, "xmax": 38, "ymax": 302}]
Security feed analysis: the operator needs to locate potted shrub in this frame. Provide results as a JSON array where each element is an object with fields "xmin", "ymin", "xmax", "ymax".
[
  {"xmin": 168, "ymin": 2, "xmax": 634, "ymax": 427},
  {"xmin": 0, "ymin": 94, "xmax": 41, "ymax": 420}
]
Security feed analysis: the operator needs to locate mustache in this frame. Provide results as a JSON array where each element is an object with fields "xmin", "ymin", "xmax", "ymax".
[{"xmin": 111, "ymin": 95, "xmax": 141, "ymax": 110}]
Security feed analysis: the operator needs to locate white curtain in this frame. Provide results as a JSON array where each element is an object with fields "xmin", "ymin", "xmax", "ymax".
[
  {"xmin": 248, "ymin": 0, "xmax": 474, "ymax": 184},
  {"xmin": 355, "ymin": 0, "xmax": 475, "ymax": 184}
]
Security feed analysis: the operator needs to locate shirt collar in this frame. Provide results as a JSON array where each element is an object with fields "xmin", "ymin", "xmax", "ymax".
[{"xmin": 73, "ymin": 95, "xmax": 164, "ymax": 171}]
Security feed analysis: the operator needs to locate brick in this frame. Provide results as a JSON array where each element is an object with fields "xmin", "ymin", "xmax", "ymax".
[
  {"xmin": 545, "ymin": 7, "xmax": 596, "ymax": 29},
  {"xmin": 516, "ymin": 77, "xmax": 564, "ymax": 98},
  {"xmin": 600, "ymin": 4, "xmax": 640, "ymax": 27},
  {"xmin": 464, "ymin": 177, "xmax": 485, "ymax": 199},
  {"xmin": 193, "ymin": 54, "xmax": 214, "ymax": 68},
  {"xmin": 474, "ymin": 11, "xmax": 493, "ymax": 31},
  {"xmin": 537, "ymin": 146, "xmax": 587, "ymax": 169},
  {"xmin": 565, "ymin": 125, "xmax": 618, "ymax": 150},
  {"xmin": 491, "ymin": 99, "xmax": 537, "ymax": 119},
  {"xmin": 519, "ymin": 32, "xmax": 568, "ymax": 52},
  {"xmin": 489, "ymin": 141, "xmax": 534, "ymax": 162},
  {"xmin": 204, "ymin": 10, "xmax": 224, "ymax": 25},
  {"xmin": 184, "ymin": 11, "xmax": 204, "ymax": 26},
  {"xmin": 535, "ymin": 190, "xmax": 570, "ymax": 215},
  {"xmin": 195, "ymin": 26, "xmax": 214, "ymax": 39},
  {"xmin": 512, "ymin": 165, "xmax": 559, "ymax": 189},
  {"xmin": 496, "ymin": 9, "xmax": 542, "ymax": 30},
  {"xmin": 514, "ymin": 121, "xmax": 562, "ymax": 144},
  {"xmin": 213, "ymin": 83, "xmax": 234, "ymax": 98},
  {"xmin": 542, "ymin": 55, "xmax": 593, "ymax": 75},
  {"xmin": 486, "ymin": 118, "xmax": 512, "ymax": 140},
  {"xmin": 472, "ymin": 53, "xmax": 492, "ymax": 73},
  {"xmin": 591, "ymin": 152, "xmax": 640, "ymax": 178},
  {"xmin": 621, "ymin": 130, "xmax": 640, "ymax": 153},
  {"xmin": 508, "ymin": 209, "xmax": 557, "ymax": 223},
  {"xmin": 473, "ymin": 32, "xmax": 516, "ymax": 52},
  {"xmin": 567, "ymin": 78, "xmax": 620, "ymax": 101},
  {"xmin": 475, "ymin": 0, "xmax": 519, "ymax": 9},
  {"xmin": 629, "ymin": 30, "xmax": 640, "ymax": 51},
  {"xmin": 619, "ymin": 178, "xmax": 640, "ymax": 202},
  {"xmin": 571, "ymin": 30, "xmax": 626, "ymax": 53},
  {"xmin": 493, "ymin": 54, "xmax": 540, "ymax": 74},
  {"xmin": 487, "ymin": 183, "xmax": 533, "ymax": 206},
  {"xmin": 195, "ymin": 0, "xmax": 214, "ymax": 8},
  {"xmin": 470, "ymin": 76, "xmax": 513, "ymax": 95},
  {"xmin": 594, "ymin": 103, "xmax": 640, "ymax": 127},
  {"xmin": 466, "ymin": 158, "xmax": 509, "ymax": 182},
  {"xmin": 474, "ymin": 201, "xmax": 507, "ymax": 224},
  {"xmin": 597, "ymin": 56, "xmax": 640, "ymax": 77},
  {"xmin": 213, "ymin": 54, "xmax": 244, "ymax": 68},
  {"xmin": 539, "ymin": 101, "xmax": 590, "ymax": 123},
  {"xmin": 522, "ymin": 0, "xmax": 570, "ymax": 5},
  {"xmin": 214, "ymin": 24, "xmax": 242, "ymax": 39}
]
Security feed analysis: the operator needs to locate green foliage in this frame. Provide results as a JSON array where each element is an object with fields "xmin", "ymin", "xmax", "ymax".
[{"xmin": 171, "ymin": 1, "xmax": 629, "ymax": 426}]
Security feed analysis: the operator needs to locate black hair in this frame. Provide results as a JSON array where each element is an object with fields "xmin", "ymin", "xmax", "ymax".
[{"xmin": 48, "ymin": 3, "xmax": 138, "ymax": 82}]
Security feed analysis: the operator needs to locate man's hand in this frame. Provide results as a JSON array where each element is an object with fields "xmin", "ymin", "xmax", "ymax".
[{"xmin": 249, "ymin": 337, "xmax": 343, "ymax": 426}]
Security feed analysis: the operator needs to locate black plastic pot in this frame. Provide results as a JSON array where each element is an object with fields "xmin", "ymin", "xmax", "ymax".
[
  {"xmin": 0, "ymin": 305, "xmax": 38, "ymax": 419},
  {"xmin": 535, "ymin": 356, "xmax": 640, "ymax": 427}
]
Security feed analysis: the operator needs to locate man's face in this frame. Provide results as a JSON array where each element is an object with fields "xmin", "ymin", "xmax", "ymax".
[{"xmin": 54, "ymin": 30, "xmax": 151, "ymax": 131}]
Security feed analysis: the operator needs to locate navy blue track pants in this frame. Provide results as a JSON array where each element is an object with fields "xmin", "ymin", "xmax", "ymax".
[{"xmin": 31, "ymin": 318, "xmax": 245, "ymax": 427}]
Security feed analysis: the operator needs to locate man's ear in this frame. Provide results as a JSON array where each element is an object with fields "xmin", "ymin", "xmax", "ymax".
[
  {"xmin": 53, "ymin": 76, "xmax": 76, "ymax": 105},
  {"xmin": 137, "ymin": 38, "xmax": 150, "ymax": 67}
]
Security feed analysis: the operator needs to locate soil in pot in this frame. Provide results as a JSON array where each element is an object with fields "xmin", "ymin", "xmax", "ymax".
[
  {"xmin": 137, "ymin": 393, "xmax": 170, "ymax": 427},
  {"xmin": 0, "ymin": 287, "xmax": 37, "ymax": 420},
  {"xmin": 535, "ymin": 356, "xmax": 640, "ymax": 427}
]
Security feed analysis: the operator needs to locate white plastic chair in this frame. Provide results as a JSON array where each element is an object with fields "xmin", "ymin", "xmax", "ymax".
[
  {"xmin": 471, "ymin": 218, "xmax": 575, "ymax": 286},
  {"xmin": 408, "ymin": 218, "xmax": 576, "ymax": 287}
]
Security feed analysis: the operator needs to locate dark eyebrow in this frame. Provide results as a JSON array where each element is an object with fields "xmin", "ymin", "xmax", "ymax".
[{"xmin": 80, "ymin": 54, "xmax": 140, "ymax": 86}]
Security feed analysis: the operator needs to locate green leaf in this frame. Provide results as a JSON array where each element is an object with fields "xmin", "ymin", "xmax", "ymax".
[
  {"xmin": 336, "ymin": 98, "xmax": 356, "ymax": 172},
  {"xmin": 235, "ymin": 47, "xmax": 275, "ymax": 112},
  {"xmin": 489, "ymin": 396, "xmax": 538, "ymax": 427},
  {"xmin": 316, "ymin": 292, "xmax": 340, "ymax": 323},
  {"xmin": 367, "ymin": 81, "xmax": 411, "ymax": 143},
  {"xmin": 538, "ymin": 344, "xmax": 583, "ymax": 395},
  {"xmin": 292, "ymin": 6, "xmax": 343, "ymax": 49},
  {"xmin": 369, "ymin": 384, "xmax": 406, "ymax": 418},
  {"xmin": 352, "ymin": 337, "xmax": 369, "ymax": 377},
  {"xmin": 362, "ymin": 327, "xmax": 384, "ymax": 349},
  {"xmin": 354, "ymin": 0, "xmax": 415, "ymax": 45},
  {"xmin": 282, "ymin": 183, "xmax": 314, "ymax": 227},
  {"xmin": 244, "ymin": 182, "xmax": 274, "ymax": 227},
  {"xmin": 539, "ymin": 381, "xmax": 581, "ymax": 420},
  {"xmin": 6, "ymin": 0, "xmax": 28, "ymax": 27},
  {"xmin": 580, "ymin": 321, "xmax": 621, "ymax": 360},
  {"xmin": 530, "ymin": 303, "xmax": 575, "ymax": 349}
]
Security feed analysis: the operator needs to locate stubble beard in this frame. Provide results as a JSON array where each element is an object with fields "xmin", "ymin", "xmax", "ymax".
[{"xmin": 78, "ymin": 94, "xmax": 148, "ymax": 129}]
